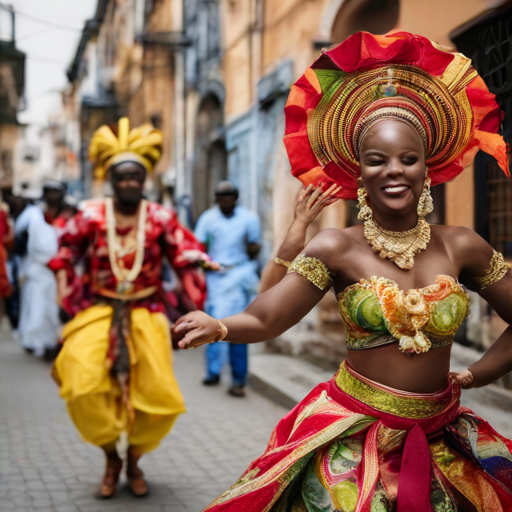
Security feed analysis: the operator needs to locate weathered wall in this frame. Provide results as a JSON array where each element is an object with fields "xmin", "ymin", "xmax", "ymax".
[
  {"xmin": 399, "ymin": 0, "xmax": 494, "ymax": 47},
  {"xmin": 222, "ymin": 1, "xmax": 254, "ymax": 121}
]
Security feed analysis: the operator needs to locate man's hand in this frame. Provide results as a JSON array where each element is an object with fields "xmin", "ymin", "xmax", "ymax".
[{"xmin": 179, "ymin": 249, "xmax": 220, "ymax": 270}]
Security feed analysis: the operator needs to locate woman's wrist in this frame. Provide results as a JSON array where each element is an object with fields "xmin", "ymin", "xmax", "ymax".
[
  {"xmin": 274, "ymin": 247, "xmax": 303, "ymax": 263},
  {"xmin": 291, "ymin": 215, "xmax": 310, "ymax": 230},
  {"xmin": 213, "ymin": 320, "xmax": 228, "ymax": 343},
  {"xmin": 275, "ymin": 228, "xmax": 307, "ymax": 261}
]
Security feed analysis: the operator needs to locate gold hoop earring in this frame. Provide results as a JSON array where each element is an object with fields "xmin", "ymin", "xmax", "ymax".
[
  {"xmin": 417, "ymin": 172, "xmax": 434, "ymax": 218},
  {"xmin": 357, "ymin": 178, "xmax": 373, "ymax": 221}
]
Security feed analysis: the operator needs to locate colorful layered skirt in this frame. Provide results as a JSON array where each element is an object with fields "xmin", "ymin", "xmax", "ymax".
[{"xmin": 205, "ymin": 361, "xmax": 512, "ymax": 512}]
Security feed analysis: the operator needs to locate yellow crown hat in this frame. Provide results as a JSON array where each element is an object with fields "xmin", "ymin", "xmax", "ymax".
[{"xmin": 89, "ymin": 117, "xmax": 163, "ymax": 179}]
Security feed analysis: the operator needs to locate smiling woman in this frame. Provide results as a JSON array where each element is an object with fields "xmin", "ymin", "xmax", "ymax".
[{"xmin": 173, "ymin": 32, "xmax": 512, "ymax": 511}]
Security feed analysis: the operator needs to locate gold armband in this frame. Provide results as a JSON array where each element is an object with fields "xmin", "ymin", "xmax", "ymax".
[
  {"xmin": 475, "ymin": 250, "xmax": 511, "ymax": 289},
  {"xmin": 273, "ymin": 257, "xmax": 291, "ymax": 268},
  {"xmin": 287, "ymin": 254, "xmax": 333, "ymax": 291}
]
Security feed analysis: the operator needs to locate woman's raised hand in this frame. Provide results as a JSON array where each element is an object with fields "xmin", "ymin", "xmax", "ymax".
[
  {"xmin": 172, "ymin": 311, "xmax": 224, "ymax": 349},
  {"xmin": 295, "ymin": 184, "xmax": 342, "ymax": 225}
]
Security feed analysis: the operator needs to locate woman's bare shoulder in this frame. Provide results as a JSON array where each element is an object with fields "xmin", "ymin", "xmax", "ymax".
[
  {"xmin": 432, "ymin": 224, "xmax": 495, "ymax": 279},
  {"xmin": 302, "ymin": 226, "xmax": 363, "ymax": 270},
  {"xmin": 432, "ymin": 224, "xmax": 486, "ymax": 252}
]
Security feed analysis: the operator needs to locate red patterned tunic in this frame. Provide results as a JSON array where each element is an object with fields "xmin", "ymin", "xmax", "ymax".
[{"xmin": 48, "ymin": 199, "xmax": 207, "ymax": 318}]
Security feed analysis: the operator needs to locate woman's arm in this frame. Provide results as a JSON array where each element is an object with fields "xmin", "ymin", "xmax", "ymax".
[
  {"xmin": 466, "ymin": 274, "xmax": 512, "ymax": 387},
  {"xmin": 455, "ymin": 229, "xmax": 512, "ymax": 388},
  {"xmin": 174, "ymin": 274, "xmax": 325, "ymax": 348},
  {"xmin": 259, "ymin": 184, "xmax": 340, "ymax": 293},
  {"xmin": 173, "ymin": 229, "xmax": 340, "ymax": 349}
]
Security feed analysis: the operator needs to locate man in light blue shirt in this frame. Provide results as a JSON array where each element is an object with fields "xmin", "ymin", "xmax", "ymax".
[{"xmin": 194, "ymin": 181, "xmax": 261, "ymax": 397}]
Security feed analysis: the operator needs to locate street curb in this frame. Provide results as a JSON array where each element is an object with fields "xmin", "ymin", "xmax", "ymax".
[{"xmin": 248, "ymin": 353, "xmax": 335, "ymax": 409}]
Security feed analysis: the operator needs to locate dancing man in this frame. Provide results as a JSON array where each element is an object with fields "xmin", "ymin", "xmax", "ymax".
[{"xmin": 49, "ymin": 118, "xmax": 211, "ymax": 498}]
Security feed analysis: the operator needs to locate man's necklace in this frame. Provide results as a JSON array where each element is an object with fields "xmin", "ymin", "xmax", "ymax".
[{"xmin": 105, "ymin": 197, "xmax": 148, "ymax": 293}]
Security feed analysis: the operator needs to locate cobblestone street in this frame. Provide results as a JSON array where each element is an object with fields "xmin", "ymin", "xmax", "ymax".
[{"xmin": 0, "ymin": 328, "xmax": 286, "ymax": 512}]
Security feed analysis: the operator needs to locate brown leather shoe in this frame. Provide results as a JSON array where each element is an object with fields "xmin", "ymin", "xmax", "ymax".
[
  {"xmin": 228, "ymin": 385, "xmax": 246, "ymax": 398},
  {"xmin": 100, "ymin": 458, "xmax": 122, "ymax": 499},
  {"xmin": 127, "ymin": 466, "xmax": 149, "ymax": 497}
]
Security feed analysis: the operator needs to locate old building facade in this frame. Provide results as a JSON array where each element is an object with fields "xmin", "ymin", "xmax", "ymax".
[{"xmin": 0, "ymin": 6, "xmax": 25, "ymax": 191}]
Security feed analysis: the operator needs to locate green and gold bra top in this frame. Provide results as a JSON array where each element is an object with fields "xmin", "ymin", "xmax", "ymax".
[
  {"xmin": 286, "ymin": 251, "xmax": 510, "ymax": 354},
  {"xmin": 337, "ymin": 275, "xmax": 469, "ymax": 354},
  {"xmin": 286, "ymin": 255, "xmax": 470, "ymax": 354}
]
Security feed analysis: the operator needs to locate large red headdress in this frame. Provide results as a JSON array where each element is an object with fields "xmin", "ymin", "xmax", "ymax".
[{"xmin": 284, "ymin": 31, "xmax": 509, "ymax": 200}]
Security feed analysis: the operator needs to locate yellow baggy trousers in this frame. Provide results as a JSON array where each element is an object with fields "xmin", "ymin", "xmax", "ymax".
[{"xmin": 53, "ymin": 305, "xmax": 185, "ymax": 453}]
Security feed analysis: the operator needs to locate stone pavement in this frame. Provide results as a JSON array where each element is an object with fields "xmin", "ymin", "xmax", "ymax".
[{"xmin": 0, "ymin": 328, "xmax": 286, "ymax": 512}]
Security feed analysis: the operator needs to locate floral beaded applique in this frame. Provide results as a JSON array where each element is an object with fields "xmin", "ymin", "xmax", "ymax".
[
  {"xmin": 287, "ymin": 255, "xmax": 333, "ymax": 292},
  {"xmin": 338, "ymin": 276, "xmax": 469, "ymax": 354},
  {"xmin": 475, "ymin": 251, "xmax": 511, "ymax": 290}
]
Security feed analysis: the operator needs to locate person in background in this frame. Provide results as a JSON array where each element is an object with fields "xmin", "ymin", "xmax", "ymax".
[
  {"xmin": 259, "ymin": 184, "xmax": 341, "ymax": 294},
  {"xmin": 14, "ymin": 190, "xmax": 60, "ymax": 357},
  {"xmin": 41, "ymin": 180, "xmax": 67, "ymax": 225},
  {"xmin": 0, "ymin": 195, "xmax": 13, "ymax": 315},
  {"xmin": 49, "ymin": 118, "xmax": 212, "ymax": 499},
  {"xmin": 3, "ymin": 191, "xmax": 26, "ymax": 334},
  {"xmin": 194, "ymin": 181, "xmax": 261, "ymax": 397}
]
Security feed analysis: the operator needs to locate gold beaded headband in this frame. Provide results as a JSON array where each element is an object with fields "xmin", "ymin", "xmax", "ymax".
[{"xmin": 354, "ymin": 107, "xmax": 429, "ymax": 157}]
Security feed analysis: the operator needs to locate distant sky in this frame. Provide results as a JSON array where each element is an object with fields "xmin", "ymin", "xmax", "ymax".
[{"xmin": 4, "ymin": 0, "xmax": 97, "ymax": 125}]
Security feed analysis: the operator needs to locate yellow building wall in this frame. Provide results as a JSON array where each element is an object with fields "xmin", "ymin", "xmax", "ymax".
[
  {"xmin": 222, "ymin": 0, "xmax": 254, "ymax": 119},
  {"xmin": 263, "ymin": 0, "xmax": 326, "ymax": 79},
  {"xmin": 445, "ymin": 165, "xmax": 475, "ymax": 229},
  {"xmin": 399, "ymin": 0, "xmax": 492, "ymax": 47},
  {"xmin": 222, "ymin": 0, "xmax": 334, "ymax": 118},
  {"xmin": 121, "ymin": 0, "xmax": 176, "ymax": 176},
  {"xmin": 224, "ymin": 36, "xmax": 252, "ymax": 119}
]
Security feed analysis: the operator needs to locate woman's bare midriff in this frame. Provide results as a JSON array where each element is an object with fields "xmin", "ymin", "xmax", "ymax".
[{"xmin": 346, "ymin": 343, "xmax": 452, "ymax": 393}]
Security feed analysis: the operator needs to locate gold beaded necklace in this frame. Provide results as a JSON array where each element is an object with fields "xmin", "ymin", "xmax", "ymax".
[
  {"xmin": 105, "ymin": 197, "xmax": 148, "ymax": 294},
  {"xmin": 357, "ymin": 184, "xmax": 431, "ymax": 270}
]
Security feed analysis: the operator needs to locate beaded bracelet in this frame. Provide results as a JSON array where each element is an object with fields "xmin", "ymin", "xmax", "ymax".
[{"xmin": 214, "ymin": 320, "xmax": 228, "ymax": 343}]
